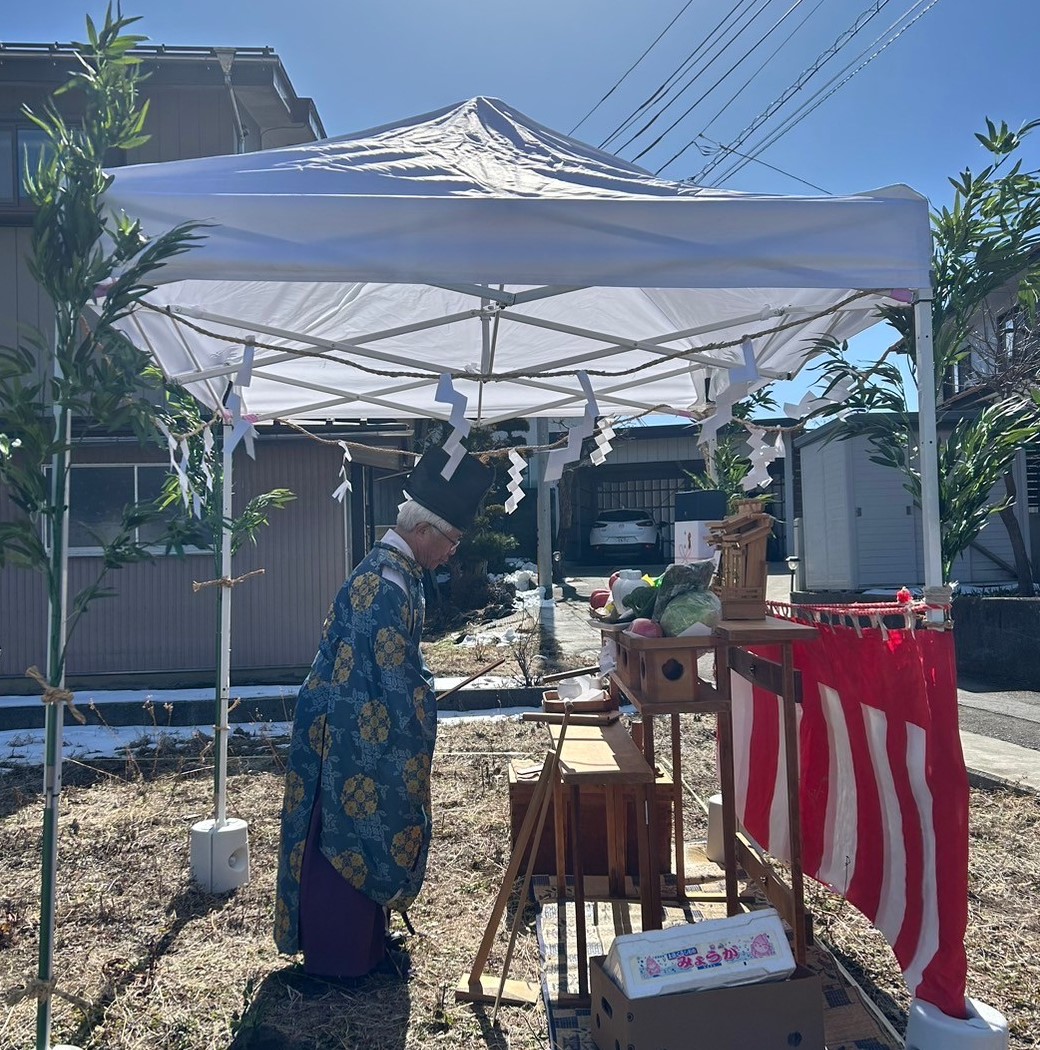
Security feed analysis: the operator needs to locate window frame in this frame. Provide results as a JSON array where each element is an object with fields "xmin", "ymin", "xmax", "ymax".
[
  {"xmin": 0, "ymin": 122, "xmax": 56, "ymax": 220},
  {"xmin": 65, "ymin": 461, "xmax": 211, "ymax": 558}
]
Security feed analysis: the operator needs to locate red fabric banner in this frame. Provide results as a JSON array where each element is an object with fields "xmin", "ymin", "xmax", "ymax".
[{"xmin": 730, "ymin": 613, "xmax": 969, "ymax": 1018}]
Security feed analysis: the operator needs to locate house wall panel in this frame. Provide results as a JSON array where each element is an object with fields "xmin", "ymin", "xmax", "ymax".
[
  {"xmin": 800, "ymin": 437, "xmax": 854, "ymax": 590},
  {"xmin": 853, "ymin": 455, "xmax": 919, "ymax": 587},
  {"xmin": 227, "ymin": 438, "xmax": 347, "ymax": 671},
  {"xmin": 1, "ymin": 439, "xmax": 347, "ymax": 684}
]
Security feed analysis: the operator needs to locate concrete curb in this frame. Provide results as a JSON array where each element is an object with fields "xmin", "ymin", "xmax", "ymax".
[{"xmin": 0, "ymin": 687, "xmax": 548, "ymax": 733}]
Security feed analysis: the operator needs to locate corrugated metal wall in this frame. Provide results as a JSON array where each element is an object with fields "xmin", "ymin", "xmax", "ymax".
[
  {"xmin": 0, "ymin": 437, "xmax": 348, "ymax": 684},
  {"xmin": 0, "ymin": 226, "xmax": 54, "ymax": 385}
]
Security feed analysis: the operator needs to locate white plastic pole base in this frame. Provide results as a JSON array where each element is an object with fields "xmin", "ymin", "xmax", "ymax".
[
  {"xmin": 905, "ymin": 996, "xmax": 1009, "ymax": 1050},
  {"xmin": 190, "ymin": 817, "xmax": 250, "ymax": 893},
  {"xmin": 706, "ymin": 793, "xmax": 726, "ymax": 865}
]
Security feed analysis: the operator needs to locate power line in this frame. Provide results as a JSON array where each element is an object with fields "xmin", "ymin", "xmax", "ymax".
[
  {"xmin": 599, "ymin": 0, "xmax": 760, "ymax": 150},
  {"xmin": 706, "ymin": 0, "xmax": 944, "ymax": 186},
  {"xmin": 688, "ymin": 0, "xmax": 898, "ymax": 182},
  {"xmin": 568, "ymin": 0, "xmax": 699, "ymax": 136},
  {"xmin": 696, "ymin": 0, "xmax": 828, "ymax": 140},
  {"xmin": 612, "ymin": 0, "xmax": 775, "ymax": 156},
  {"xmin": 628, "ymin": 0, "xmax": 813, "ymax": 164},
  {"xmin": 689, "ymin": 135, "xmax": 832, "ymax": 192}
]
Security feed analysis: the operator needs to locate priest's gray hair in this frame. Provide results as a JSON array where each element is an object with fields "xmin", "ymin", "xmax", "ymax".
[{"xmin": 396, "ymin": 498, "xmax": 455, "ymax": 536}]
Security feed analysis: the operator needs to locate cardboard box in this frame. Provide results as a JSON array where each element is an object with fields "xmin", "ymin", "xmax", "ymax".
[
  {"xmin": 603, "ymin": 909, "xmax": 795, "ymax": 998},
  {"xmin": 508, "ymin": 761, "xmax": 672, "ymax": 877},
  {"xmin": 589, "ymin": 955, "xmax": 825, "ymax": 1050}
]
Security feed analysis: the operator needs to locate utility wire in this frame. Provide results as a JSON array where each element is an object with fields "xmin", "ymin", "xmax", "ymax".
[
  {"xmin": 688, "ymin": 0, "xmax": 897, "ymax": 181},
  {"xmin": 613, "ymin": 0, "xmax": 775, "ymax": 157},
  {"xmin": 569, "ymin": 0, "xmax": 699, "ymax": 135},
  {"xmin": 599, "ymin": 0, "xmax": 758, "ymax": 150},
  {"xmin": 696, "ymin": 0, "xmax": 828, "ymax": 140},
  {"xmin": 706, "ymin": 0, "xmax": 943, "ymax": 186},
  {"xmin": 629, "ymin": 0, "xmax": 812, "ymax": 163},
  {"xmin": 691, "ymin": 135, "xmax": 832, "ymax": 192}
]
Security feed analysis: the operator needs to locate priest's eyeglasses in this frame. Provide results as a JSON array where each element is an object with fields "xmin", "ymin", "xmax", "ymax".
[{"xmin": 429, "ymin": 522, "xmax": 463, "ymax": 551}]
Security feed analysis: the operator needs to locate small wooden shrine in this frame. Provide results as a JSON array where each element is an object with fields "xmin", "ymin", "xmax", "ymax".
[{"xmin": 707, "ymin": 498, "xmax": 773, "ymax": 619}]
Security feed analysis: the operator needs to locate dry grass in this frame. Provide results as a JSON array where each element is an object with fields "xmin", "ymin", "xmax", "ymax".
[{"xmin": 1, "ymin": 712, "xmax": 1038, "ymax": 1049}]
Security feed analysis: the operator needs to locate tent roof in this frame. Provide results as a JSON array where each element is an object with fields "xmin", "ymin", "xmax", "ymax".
[{"xmin": 104, "ymin": 96, "xmax": 932, "ymax": 423}]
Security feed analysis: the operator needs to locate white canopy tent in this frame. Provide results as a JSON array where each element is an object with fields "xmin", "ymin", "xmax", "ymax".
[
  {"xmin": 95, "ymin": 97, "xmax": 942, "ymax": 891},
  {"xmin": 104, "ymin": 96, "xmax": 933, "ymax": 428}
]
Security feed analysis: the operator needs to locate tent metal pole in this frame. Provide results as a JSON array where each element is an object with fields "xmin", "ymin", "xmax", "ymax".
[
  {"xmin": 914, "ymin": 291, "xmax": 944, "ymax": 595},
  {"xmin": 535, "ymin": 418, "xmax": 554, "ymax": 598},
  {"xmin": 214, "ymin": 424, "xmax": 234, "ymax": 826}
]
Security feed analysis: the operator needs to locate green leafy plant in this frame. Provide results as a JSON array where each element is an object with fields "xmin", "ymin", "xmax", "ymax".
[
  {"xmin": 153, "ymin": 373, "xmax": 295, "ymax": 565},
  {"xmin": 689, "ymin": 391, "xmax": 777, "ymax": 512},
  {"xmin": 806, "ymin": 119, "xmax": 1040, "ymax": 586},
  {"xmin": 0, "ymin": 11, "xmax": 205, "ymax": 1047}
]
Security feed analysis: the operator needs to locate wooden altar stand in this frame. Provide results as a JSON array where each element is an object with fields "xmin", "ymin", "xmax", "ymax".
[
  {"xmin": 546, "ymin": 718, "xmax": 658, "ymax": 1000},
  {"xmin": 457, "ymin": 616, "xmax": 817, "ymax": 1009},
  {"xmin": 610, "ymin": 615, "xmax": 818, "ymax": 966}
]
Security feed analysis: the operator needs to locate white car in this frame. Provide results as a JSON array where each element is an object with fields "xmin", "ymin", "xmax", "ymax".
[{"xmin": 589, "ymin": 508, "xmax": 662, "ymax": 561}]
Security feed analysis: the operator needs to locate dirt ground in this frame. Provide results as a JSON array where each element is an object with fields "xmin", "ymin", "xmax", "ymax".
[{"xmin": 1, "ymin": 709, "xmax": 1038, "ymax": 1049}]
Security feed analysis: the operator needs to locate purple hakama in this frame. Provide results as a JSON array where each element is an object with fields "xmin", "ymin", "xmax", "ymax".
[{"xmin": 298, "ymin": 798, "xmax": 386, "ymax": 978}]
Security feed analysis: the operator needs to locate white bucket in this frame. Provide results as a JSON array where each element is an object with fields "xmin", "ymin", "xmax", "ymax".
[{"xmin": 905, "ymin": 997, "xmax": 1009, "ymax": 1050}]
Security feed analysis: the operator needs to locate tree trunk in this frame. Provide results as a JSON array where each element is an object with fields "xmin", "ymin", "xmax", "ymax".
[{"xmin": 998, "ymin": 470, "xmax": 1035, "ymax": 596}]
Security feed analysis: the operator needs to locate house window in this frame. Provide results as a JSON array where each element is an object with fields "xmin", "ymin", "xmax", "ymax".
[
  {"xmin": 68, "ymin": 463, "xmax": 209, "ymax": 553},
  {"xmin": 0, "ymin": 125, "xmax": 53, "ymax": 206}
]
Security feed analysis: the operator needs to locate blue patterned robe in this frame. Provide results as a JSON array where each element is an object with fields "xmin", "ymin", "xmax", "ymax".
[{"xmin": 274, "ymin": 542, "xmax": 436, "ymax": 955}]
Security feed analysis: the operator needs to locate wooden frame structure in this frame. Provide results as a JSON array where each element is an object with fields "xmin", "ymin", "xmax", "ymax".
[
  {"xmin": 611, "ymin": 616, "xmax": 818, "ymax": 965},
  {"xmin": 707, "ymin": 498, "xmax": 774, "ymax": 620}
]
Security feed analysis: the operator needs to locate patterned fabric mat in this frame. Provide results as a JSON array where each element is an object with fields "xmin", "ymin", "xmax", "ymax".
[{"xmin": 532, "ymin": 866, "xmax": 902, "ymax": 1050}]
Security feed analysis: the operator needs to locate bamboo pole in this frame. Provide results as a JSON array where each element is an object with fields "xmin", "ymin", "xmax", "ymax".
[
  {"xmin": 36, "ymin": 400, "xmax": 71, "ymax": 1050},
  {"xmin": 436, "ymin": 656, "xmax": 507, "ymax": 702}
]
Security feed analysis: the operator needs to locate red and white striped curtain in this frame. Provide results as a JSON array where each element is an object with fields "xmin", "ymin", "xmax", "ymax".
[{"xmin": 730, "ymin": 606, "xmax": 969, "ymax": 1019}]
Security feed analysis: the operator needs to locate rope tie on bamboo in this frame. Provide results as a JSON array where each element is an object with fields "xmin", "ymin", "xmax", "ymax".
[
  {"xmin": 3, "ymin": 975, "xmax": 92, "ymax": 1010},
  {"xmin": 24, "ymin": 666, "xmax": 85, "ymax": 725},
  {"xmin": 192, "ymin": 567, "xmax": 265, "ymax": 593}
]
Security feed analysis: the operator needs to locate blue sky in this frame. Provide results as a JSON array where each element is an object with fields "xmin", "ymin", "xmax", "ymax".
[{"xmin": 6, "ymin": 1, "xmax": 1038, "ymax": 415}]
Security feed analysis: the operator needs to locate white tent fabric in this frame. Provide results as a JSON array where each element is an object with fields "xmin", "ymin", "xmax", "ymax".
[{"xmin": 103, "ymin": 96, "xmax": 932, "ymax": 424}]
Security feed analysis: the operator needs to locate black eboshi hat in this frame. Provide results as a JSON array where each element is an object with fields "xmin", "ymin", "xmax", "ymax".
[{"xmin": 403, "ymin": 444, "xmax": 495, "ymax": 531}]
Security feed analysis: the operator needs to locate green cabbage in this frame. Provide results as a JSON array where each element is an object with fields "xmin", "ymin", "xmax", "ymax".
[
  {"xmin": 651, "ymin": 560, "xmax": 716, "ymax": 620},
  {"xmin": 658, "ymin": 589, "xmax": 723, "ymax": 636}
]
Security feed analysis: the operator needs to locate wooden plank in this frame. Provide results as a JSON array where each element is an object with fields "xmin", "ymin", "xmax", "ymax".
[
  {"xmin": 454, "ymin": 976, "xmax": 540, "ymax": 1005},
  {"xmin": 782, "ymin": 645, "xmax": 808, "ymax": 966},
  {"xmin": 524, "ymin": 711, "xmax": 619, "ymax": 726},
  {"xmin": 548, "ymin": 722, "xmax": 655, "ymax": 784},
  {"xmin": 733, "ymin": 834, "xmax": 814, "ymax": 949},
  {"xmin": 728, "ymin": 648, "xmax": 803, "ymax": 703},
  {"xmin": 715, "ymin": 616, "xmax": 819, "ymax": 643}
]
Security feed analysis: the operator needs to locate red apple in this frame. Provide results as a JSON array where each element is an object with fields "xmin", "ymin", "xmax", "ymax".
[
  {"xmin": 589, "ymin": 589, "xmax": 611, "ymax": 610},
  {"xmin": 628, "ymin": 618, "xmax": 664, "ymax": 637}
]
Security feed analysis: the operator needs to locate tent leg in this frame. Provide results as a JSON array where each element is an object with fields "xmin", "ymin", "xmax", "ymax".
[
  {"xmin": 191, "ymin": 425, "xmax": 250, "ymax": 892},
  {"xmin": 535, "ymin": 418, "xmax": 554, "ymax": 599},
  {"xmin": 914, "ymin": 293, "xmax": 945, "ymax": 609}
]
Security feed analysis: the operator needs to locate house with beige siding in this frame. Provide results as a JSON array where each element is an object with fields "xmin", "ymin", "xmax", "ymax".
[{"xmin": 0, "ymin": 43, "xmax": 418, "ymax": 691}]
